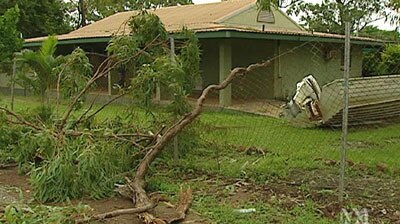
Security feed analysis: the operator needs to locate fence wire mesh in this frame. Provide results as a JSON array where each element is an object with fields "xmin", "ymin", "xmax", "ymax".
[{"xmin": 193, "ymin": 26, "xmax": 400, "ymax": 223}]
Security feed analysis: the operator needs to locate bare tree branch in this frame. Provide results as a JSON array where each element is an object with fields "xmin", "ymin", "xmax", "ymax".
[
  {"xmin": 75, "ymin": 60, "xmax": 271, "ymax": 223},
  {"xmin": 135, "ymin": 60, "xmax": 272, "ymax": 182},
  {"xmin": 84, "ymin": 90, "xmax": 130, "ymax": 122},
  {"xmin": 0, "ymin": 106, "xmax": 44, "ymax": 131},
  {"xmin": 165, "ymin": 189, "xmax": 193, "ymax": 223},
  {"xmin": 75, "ymin": 96, "xmax": 98, "ymax": 124},
  {"xmin": 75, "ymin": 203, "xmax": 156, "ymax": 224}
]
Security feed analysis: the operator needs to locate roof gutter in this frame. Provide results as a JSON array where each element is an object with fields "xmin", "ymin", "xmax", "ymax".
[
  {"xmin": 194, "ymin": 30, "xmax": 384, "ymax": 46},
  {"xmin": 24, "ymin": 37, "xmax": 112, "ymax": 47},
  {"xmin": 23, "ymin": 30, "xmax": 384, "ymax": 47}
]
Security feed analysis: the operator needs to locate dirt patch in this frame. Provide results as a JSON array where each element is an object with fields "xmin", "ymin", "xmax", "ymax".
[
  {"xmin": 385, "ymin": 136, "xmax": 400, "ymax": 144},
  {"xmin": 347, "ymin": 140, "xmax": 381, "ymax": 149},
  {"xmin": 0, "ymin": 167, "xmax": 31, "ymax": 199},
  {"xmin": 69, "ymin": 195, "xmax": 207, "ymax": 224},
  {"xmin": 180, "ymin": 168, "xmax": 400, "ymax": 223},
  {"xmin": 0, "ymin": 188, "xmax": 18, "ymax": 210},
  {"xmin": 266, "ymin": 169, "xmax": 400, "ymax": 223},
  {"xmin": 0, "ymin": 167, "xmax": 207, "ymax": 224},
  {"xmin": 2, "ymin": 165, "xmax": 400, "ymax": 223}
]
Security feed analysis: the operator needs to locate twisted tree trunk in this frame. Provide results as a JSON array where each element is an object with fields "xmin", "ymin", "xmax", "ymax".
[{"xmin": 76, "ymin": 60, "xmax": 271, "ymax": 223}]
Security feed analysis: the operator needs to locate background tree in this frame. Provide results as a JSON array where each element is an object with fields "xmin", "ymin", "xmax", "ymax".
[
  {"xmin": 380, "ymin": 44, "xmax": 400, "ymax": 74},
  {"xmin": 359, "ymin": 26, "xmax": 400, "ymax": 41},
  {"xmin": 0, "ymin": 0, "xmax": 72, "ymax": 38},
  {"xmin": 261, "ymin": 0, "xmax": 400, "ymax": 79},
  {"xmin": 258, "ymin": 0, "xmax": 399, "ymax": 35},
  {"xmin": 69, "ymin": 0, "xmax": 193, "ymax": 28},
  {"xmin": 362, "ymin": 44, "xmax": 400, "ymax": 76},
  {"xmin": 289, "ymin": 0, "xmax": 398, "ymax": 34},
  {"xmin": 0, "ymin": 6, "xmax": 22, "ymax": 62},
  {"xmin": 257, "ymin": 0, "xmax": 301, "ymax": 10}
]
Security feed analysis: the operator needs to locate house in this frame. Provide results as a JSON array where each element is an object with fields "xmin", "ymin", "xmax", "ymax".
[{"xmin": 21, "ymin": 0, "xmax": 382, "ymax": 107}]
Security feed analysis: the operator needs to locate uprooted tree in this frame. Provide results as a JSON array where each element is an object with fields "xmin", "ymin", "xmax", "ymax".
[{"xmin": 0, "ymin": 11, "xmax": 270, "ymax": 223}]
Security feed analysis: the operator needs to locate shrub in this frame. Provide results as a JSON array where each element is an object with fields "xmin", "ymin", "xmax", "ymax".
[
  {"xmin": 362, "ymin": 45, "xmax": 400, "ymax": 76},
  {"xmin": 0, "ymin": 114, "xmax": 21, "ymax": 163},
  {"xmin": 30, "ymin": 137, "xmax": 137, "ymax": 202},
  {"xmin": 2, "ymin": 203, "xmax": 91, "ymax": 224},
  {"xmin": 380, "ymin": 44, "xmax": 400, "ymax": 75},
  {"xmin": 362, "ymin": 49, "xmax": 382, "ymax": 76}
]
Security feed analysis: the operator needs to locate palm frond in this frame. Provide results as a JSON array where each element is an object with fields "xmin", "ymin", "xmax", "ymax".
[{"xmin": 40, "ymin": 36, "xmax": 58, "ymax": 58}]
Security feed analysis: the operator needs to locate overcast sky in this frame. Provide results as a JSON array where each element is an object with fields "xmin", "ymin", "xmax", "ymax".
[{"xmin": 192, "ymin": 0, "xmax": 397, "ymax": 31}]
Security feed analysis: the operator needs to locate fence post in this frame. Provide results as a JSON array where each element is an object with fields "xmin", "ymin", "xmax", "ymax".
[
  {"xmin": 170, "ymin": 36, "xmax": 179, "ymax": 161},
  {"xmin": 10, "ymin": 57, "xmax": 17, "ymax": 110},
  {"xmin": 339, "ymin": 21, "xmax": 351, "ymax": 204}
]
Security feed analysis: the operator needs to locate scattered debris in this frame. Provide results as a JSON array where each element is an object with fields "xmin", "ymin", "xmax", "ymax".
[
  {"xmin": 236, "ymin": 145, "xmax": 268, "ymax": 156},
  {"xmin": 281, "ymin": 75, "xmax": 322, "ymax": 122},
  {"xmin": 355, "ymin": 163, "xmax": 369, "ymax": 172},
  {"xmin": 164, "ymin": 189, "xmax": 193, "ymax": 223},
  {"xmin": 377, "ymin": 163, "xmax": 389, "ymax": 172},
  {"xmin": 234, "ymin": 208, "xmax": 256, "ymax": 213},
  {"xmin": 0, "ymin": 163, "xmax": 18, "ymax": 169},
  {"xmin": 282, "ymin": 74, "xmax": 400, "ymax": 127},
  {"xmin": 0, "ymin": 187, "xmax": 18, "ymax": 211}
]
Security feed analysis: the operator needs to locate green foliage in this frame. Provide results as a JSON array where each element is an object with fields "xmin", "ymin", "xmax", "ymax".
[
  {"xmin": 108, "ymin": 12, "xmax": 200, "ymax": 116},
  {"xmin": 130, "ymin": 55, "xmax": 191, "ymax": 115},
  {"xmin": 130, "ymin": 64, "xmax": 160, "ymax": 110},
  {"xmin": 170, "ymin": 123, "xmax": 202, "ymax": 156},
  {"xmin": 380, "ymin": 44, "xmax": 400, "ymax": 74},
  {"xmin": 69, "ymin": 0, "xmax": 193, "ymax": 26},
  {"xmin": 0, "ymin": 10, "xmax": 202, "ymax": 205},
  {"xmin": 129, "ymin": 0, "xmax": 193, "ymax": 9},
  {"xmin": 107, "ymin": 11, "xmax": 168, "ymax": 67},
  {"xmin": 0, "ymin": 104, "xmax": 55, "ymax": 168},
  {"xmin": 0, "ymin": 0, "xmax": 72, "ymax": 38},
  {"xmin": 107, "ymin": 35, "xmax": 140, "ymax": 66},
  {"xmin": 359, "ymin": 26, "xmax": 400, "ymax": 41},
  {"xmin": 107, "ymin": 12, "xmax": 170, "ymax": 111},
  {"xmin": 19, "ymin": 39, "xmax": 93, "ymax": 108},
  {"xmin": 363, "ymin": 44, "xmax": 400, "ymax": 76},
  {"xmin": 30, "ymin": 104, "xmax": 54, "ymax": 122},
  {"xmin": 17, "ymin": 36, "xmax": 59, "ymax": 100},
  {"xmin": 0, "ymin": 103, "xmax": 143, "ymax": 203},
  {"xmin": 29, "ymin": 137, "xmax": 136, "ymax": 202},
  {"xmin": 0, "ymin": 5, "xmax": 22, "ymax": 62},
  {"xmin": 129, "ymin": 11, "xmax": 169, "ymax": 50},
  {"xmin": 178, "ymin": 28, "xmax": 201, "ymax": 94},
  {"xmin": 1, "ymin": 203, "xmax": 91, "ymax": 224},
  {"xmin": 13, "ymin": 129, "xmax": 56, "ymax": 170},
  {"xmin": 256, "ymin": 0, "xmax": 288, "ymax": 11},
  {"xmin": 282, "ymin": 0, "xmax": 399, "ymax": 34},
  {"xmin": 362, "ymin": 48, "xmax": 382, "ymax": 76},
  {"xmin": 56, "ymin": 47, "xmax": 93, "ymax": 100},
  {"xmin": 0, "ymin": 113, "xmax": 21, "ymax": 163}
]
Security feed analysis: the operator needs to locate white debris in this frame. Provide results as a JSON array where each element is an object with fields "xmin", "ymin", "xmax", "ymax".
[
  {"xmin": 235, "ymin": 208, "xmax": 257, "ymax": 213},
  {"xmin": 282, "ymin": 75, "xmax": 323, "ymax": 121}
]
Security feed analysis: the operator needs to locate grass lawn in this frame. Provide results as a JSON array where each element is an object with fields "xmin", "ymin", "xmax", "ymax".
[{"xmin": 1, "ymin": 94, "xmax": 400, "ymax": 223}]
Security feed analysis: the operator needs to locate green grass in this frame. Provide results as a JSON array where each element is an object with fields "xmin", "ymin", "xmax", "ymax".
[
  {"xmin": 2, "ymin": 94, "xmax": 400, "ymax": 223},
  {"xmin": 0, "ymin": 94, "xmax": 151, "ymax": 125},
  {"xmin": 193, "ymin": 196, "xmax": 333, "ymax": 224}
]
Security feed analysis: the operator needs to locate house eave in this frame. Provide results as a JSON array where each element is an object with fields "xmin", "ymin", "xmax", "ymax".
[{"xmin": 23, "ymin": 30, "xmax": 385, "ymax": 48}]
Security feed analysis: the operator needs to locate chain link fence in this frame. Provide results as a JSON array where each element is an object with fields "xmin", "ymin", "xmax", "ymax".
[{"xmin": 192, "ymin": 23, "xmax": 400, "ymax": 223}]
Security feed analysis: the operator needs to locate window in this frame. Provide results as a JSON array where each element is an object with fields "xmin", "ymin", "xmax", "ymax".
[{"xmin": 257, "ymin": 10, "xmax": 275, "ymax": 23}]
